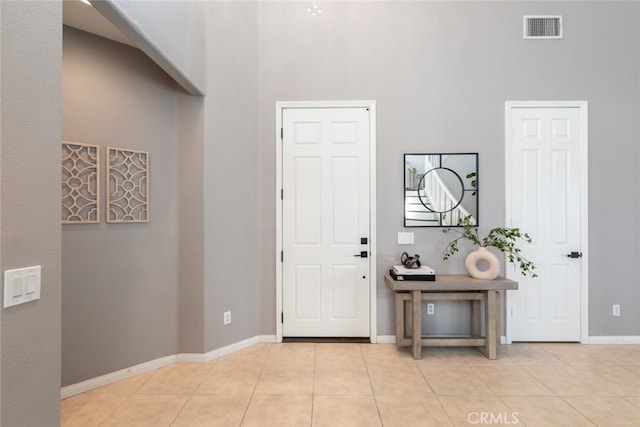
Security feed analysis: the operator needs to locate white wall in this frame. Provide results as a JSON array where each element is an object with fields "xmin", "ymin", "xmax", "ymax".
[{"xmin": 92, "ymin": 0, "xmax": 206, "ymax": 95}]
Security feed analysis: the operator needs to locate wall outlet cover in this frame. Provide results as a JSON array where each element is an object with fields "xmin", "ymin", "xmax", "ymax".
[
  {"xmin": 612, "ymin": 304, "xmax": 621, "ymax": 317},
  {"xmin": 397, "ymin": 232, "xmax": 414, "ymax": 245},
  {"xmin": 426, "ymin": 303, "xmax": 435, "ymax": 315},
  {"xmin": 4, "ymin": 266, "xmax": 41, "ymax": 308}
]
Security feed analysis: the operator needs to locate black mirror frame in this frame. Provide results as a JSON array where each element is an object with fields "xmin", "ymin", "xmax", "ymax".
[{"xmin": 404, "ymin": 153, "xmax": 479, "ymax": 227}]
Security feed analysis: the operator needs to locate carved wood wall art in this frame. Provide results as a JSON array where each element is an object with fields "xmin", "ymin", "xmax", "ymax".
[
  {"xmin": 107, "ymin": 147, "xmax": 149, "ymax": 223},
  {"xmin": 62, "ymin": 141, "xmax": 100, "ymax": 224}
]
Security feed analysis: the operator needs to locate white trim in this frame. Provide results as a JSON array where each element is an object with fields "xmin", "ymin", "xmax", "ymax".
[
  {"xmin": 258, "ymin": 334, "xmax": 277, "ymax": 343},
  {"xmin": 200, "ymin": 335, "xmax": 261, "ymax": 361},
  {"xmin": 369, "ymin": 102, "xmax": 378, "ymax": 343},
  {"xmin": 275, "ymin": 101, "xmax": 377, "ymax": 343},
  {"xmin": 376, "ymin": 335, "xmax": 397, "ymax": 344},
  {"xmin": 177, "ymin": 336, "xmax": 263, "ymax": 363},
  {"xmin": 61, "ymin": 355, "xmax": 176, "ymax": 399},
  {"xmin": 175, "ymin": 353, "xmax": 208, "ymax": 363},
  {"xmin": 61, "ymin": 335, "xmax": 278, "ymax": 399},
  {"xmin": 276, "ymin": 102, "xmax": 283, "ymax": 342},
  {"xmin": 63, "ymin": 332, "xmax": 638, "ymax": 400},
  {"xmin": 504, "ymin": 101, "xmax": 589, "ymax": 344},
  {"xmin": 585, "ymin": 336, "xmax": 640, "ymax": 345}
]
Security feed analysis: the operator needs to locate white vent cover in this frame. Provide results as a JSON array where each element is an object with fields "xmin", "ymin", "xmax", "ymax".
[{"xmin": 523, "ymin": 15, "xmax": 563, "ymax": 39}]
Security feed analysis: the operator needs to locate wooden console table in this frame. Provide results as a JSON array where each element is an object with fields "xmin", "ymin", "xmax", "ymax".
[{"xmin": 384, "ymin": 274, "xmax": 518, "ymax": 360}]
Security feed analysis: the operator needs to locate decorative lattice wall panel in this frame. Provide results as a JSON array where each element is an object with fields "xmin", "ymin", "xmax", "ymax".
[
  {"xmin": 62, "ymin": 141, "xmax": 100, "ymax": 224},
  {"xmin": 107, "ymin": 147, "xmax": 149, "ymax": 223}
]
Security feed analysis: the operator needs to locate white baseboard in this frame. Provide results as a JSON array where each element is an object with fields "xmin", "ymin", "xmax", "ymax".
[
  {"xmin": 64, "ymin": 332, "xmax": 530, "ymax": 399},
  {"xmin": 258, "ymin": 335, "xmax": 276, "ymax": 343},
  {"xmin": 376, "ymin": 335, "xmax": 396, "ymax": 344},
  {"xmin": 61, "ymin": 355, "xmax": 176, "ymax": 399},
  {"xmin": 174, "ymin": 352, "xmax": 208, "ymax": 363},
  {"xmin": 62, "ymin": 335, "xmax": 279, "ymax": 399},
  {"xmin": 585, "ymin": 336, "xmax": 640, "ymax": 344},
  {"xmin": 201, "ymin": 335, "xmax": 260, "ymax": 361},
  {"xmin": 176, "ymin": 336, "xmax": 262, "ymax": 363}
]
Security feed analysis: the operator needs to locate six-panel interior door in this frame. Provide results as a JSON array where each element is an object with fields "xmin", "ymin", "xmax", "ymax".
[
  {"xmin": 507, "ymin": 107, "xmax": 583, "ymax": 341},
  {"xmin": 282, "ymin": 107, "xmax": 370, "ymax": 337}
]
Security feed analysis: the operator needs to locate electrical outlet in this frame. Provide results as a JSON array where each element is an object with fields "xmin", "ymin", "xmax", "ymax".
[
  {"xmin": 426, "ymin": 303, "xmax": 435, "ymax": 315},
  {"xmin": 224, "ymin": 311, "xmax": 231, "ymax": 325},
  {"xmin": 612, "ymin": 304, "xmax": 621, "ymax": 317}
]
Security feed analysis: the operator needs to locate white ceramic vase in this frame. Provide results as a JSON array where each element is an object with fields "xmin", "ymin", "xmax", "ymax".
[{"xmin": 465, "ymin": 246, "xmax": 500, "ymax": 280}]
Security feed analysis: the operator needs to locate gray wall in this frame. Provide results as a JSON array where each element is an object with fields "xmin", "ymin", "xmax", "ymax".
[
  {"xmin": 253, "ymin": 1, "xmax": 640, "ymax": 336},
  {"xmin": 204, "ymin": 1, "xmax": 261, "ymax": 351},
  {"xmin": 62, "ymin": 27, "xmax": 182, "ymax": 385},
  {"xmin": 58, "ymin": 0, "xmax": 640, "ymax": 390},
  {"xmin": 177, "ymin": 91, "xmax": 206, "ymax": 354},
  {"xmin": 0, "ymin": 1, "xmax": 62, "ymax": 425}
]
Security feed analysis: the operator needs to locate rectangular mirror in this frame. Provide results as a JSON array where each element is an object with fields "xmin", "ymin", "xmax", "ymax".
[{"xmin": 404, "ymin": 153, "xmax": 478, "ymax": 227}]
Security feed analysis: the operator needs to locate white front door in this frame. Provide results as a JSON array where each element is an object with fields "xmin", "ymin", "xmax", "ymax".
[
  {"xmin": 281, "ymin": 107, "xmax": 371, "ymax": 337},
  {"xmin": 506, "ymin": 103, "xmax": 588, "ymax": 342}
]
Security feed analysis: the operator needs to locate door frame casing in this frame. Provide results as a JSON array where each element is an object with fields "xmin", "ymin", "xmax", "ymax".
[
  {"xmin": 275, "ymin": 100, "xmax": 377, "ymax": 343},
  {"xmin": 504, "ymin": 100, "xmax": 589, "ymax": 344}
]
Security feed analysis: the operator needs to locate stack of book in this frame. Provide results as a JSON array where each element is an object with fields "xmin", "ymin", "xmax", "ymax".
[{"xmin": 389, "ymin": 265, "xmax": 436, "ymax": 281}]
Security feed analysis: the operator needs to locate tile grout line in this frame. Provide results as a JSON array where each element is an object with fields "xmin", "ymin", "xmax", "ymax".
[
  {"xmin": 359, "ymin": 344, "xmax": 385, "ymax": 426},
  {"xmin": 237, "ymin": 343, "xmax": 273, "ymax": 426},
  {"xmin": 496, "ymin": 395, "xmax": 524, "ymax": 427},
  {"xmin": 417, "ymin": 358, "xmax": 463, "ymax": 426},
  {"xmin": 167, "ymin": 394, "xmax": 195, "ymax": 427},
  {"xmin": 310, "ymin": 343, "xmax": 317, "ymax": 427},
  {"xmin": 64, "ymin": 343, "xmax": 640, "ymax": 426},
  {"xmin": 168, "ymin": 361, "xmax": 216, "ymax": 426},
  {"xmin": 559, "ymin": 395, "xmax": 600, "ymax": 427},
  {"xmin": 97, "ymin": 368, "xmax": 161, "ymax": 427}
]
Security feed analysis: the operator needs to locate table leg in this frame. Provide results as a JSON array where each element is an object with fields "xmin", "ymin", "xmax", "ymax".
[
  {"xmin": 482, "ymin": 290, "xmax": 497, "ymax": 359},
  {"xmin": 471, "ymin": 300, "xmax": 481, "ymax": 337},
  {"xmin": 411, "ymin": 290, "xmax": 422, "ymax": 359},
  {"xmin": 395, "ymin": 293, "xmax": 404, "ymax": 346},
  {"xmin": 496, "ymin": 290, "xmax": 502, "ymax": 345}
]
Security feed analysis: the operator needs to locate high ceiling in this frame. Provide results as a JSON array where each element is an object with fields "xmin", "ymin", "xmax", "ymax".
[{"xmin": 63, "ymin": 0, "xmax": 136, "ymax": 48}]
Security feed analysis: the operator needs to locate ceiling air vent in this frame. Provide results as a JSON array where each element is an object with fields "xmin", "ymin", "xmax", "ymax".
[{"xmin": 523, "ymin": 15, "xmax": 563, "ymax": 39}]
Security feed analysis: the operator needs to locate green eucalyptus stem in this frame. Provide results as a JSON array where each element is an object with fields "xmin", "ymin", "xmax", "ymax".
[{"xmin": 442, "ymin": 215, "xmax": 538, "ymax": 278}]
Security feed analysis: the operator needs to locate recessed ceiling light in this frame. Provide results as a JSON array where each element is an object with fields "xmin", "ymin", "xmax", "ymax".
[
  {"xmin": 81, "ymin": 0, "xmax": 92, "ymax": 6},
  {"xmin": 307, "ymin": 0, "xmax": 322, "ymax": 16}
]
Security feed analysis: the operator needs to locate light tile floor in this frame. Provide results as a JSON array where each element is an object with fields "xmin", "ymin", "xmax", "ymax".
[{"xmin": 62, "ymin": 343, "xmax": 640, "ymax": 426}]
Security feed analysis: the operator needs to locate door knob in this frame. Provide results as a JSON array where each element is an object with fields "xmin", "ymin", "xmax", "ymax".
[
  {"xmin": 567, "ymin": 251, "xmax": 583, "ymax": 259},
  {"xmin": 354, "ymin": 251, "xmax": 368, "ymax": 258}
]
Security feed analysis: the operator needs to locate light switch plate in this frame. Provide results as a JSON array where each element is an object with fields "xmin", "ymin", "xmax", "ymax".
[
  {"xmin": 397, "ymin": 232, "xmax": 415, "ymax": 245},
  {"xmin": 4, "ymin": 266, "xmax": 41, "ymax": 308}
]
